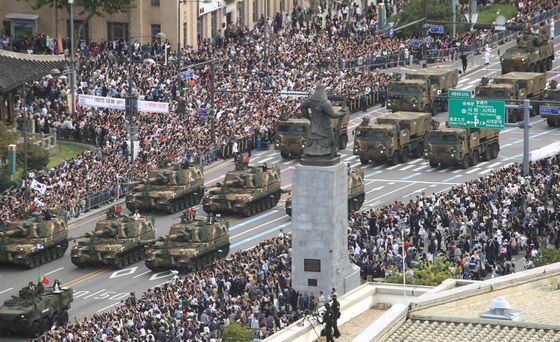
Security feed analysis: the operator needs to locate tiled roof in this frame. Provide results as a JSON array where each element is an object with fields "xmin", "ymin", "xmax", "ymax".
[
  {"xmin": 386, "ymin": 319, "xmax": 560, "ymax": 342},
  {"xmin": 0, "ymin": 50, "xmax": 67, "ymax": 93}
]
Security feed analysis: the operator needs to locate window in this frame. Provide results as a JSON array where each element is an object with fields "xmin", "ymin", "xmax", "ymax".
[
  {"xmin": 151, "ymin": 24, "xmax": 161, "ymax": 38},
  {"xmin": 66, "ymin": 19, "xmax": 89, "ymax": 41},
  {"xmin": 107, "ymin": 22, "xmax": 129, "ymax": 41},
  {"xmin": 151, "ymin": 0, "xmax": 160, "ymax": 6},
  {"xmin": 183, "ymin": 22, "xmax": 188, "ymax": 48},
  {"xmin": 308, "ymin": 279, "xmax": 318, "ymax": 286},
  {"xmin": 211, "ymin": 12, "xmax": 217, "ymax": 38}
]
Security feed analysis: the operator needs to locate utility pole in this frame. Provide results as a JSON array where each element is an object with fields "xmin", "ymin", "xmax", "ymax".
[
  {"xmin": 69, "ymin": 0, "xmax": 76, "ymax": 115},
  {"xmin": 452, "ymin": 0, "xmax": 456, "ymax": 38},
  {"xmin": 127, "ymin": 42, "xmax": 138, "ymax": 163},
  {"xmin": 22, "ymin": 81, "xmax": 28, "ymax": 201},
  {"xmin": 523, "ymin": 99, "xmax": 530, "ymax": 176},
  {"xmin": 210, "ymin": 62, "xmax": 216, "ymax": 145}
]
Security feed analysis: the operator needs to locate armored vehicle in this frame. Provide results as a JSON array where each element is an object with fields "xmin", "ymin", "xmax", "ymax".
[
  {"xmin": 541, "ymin": 81, "xmax": 560, "ymax": 127},
  {"xmin": 144, "ymin": 214, "xmax": 230, "ymax": 272},
  {"xmin": 125, "ymin": 163, "xmax": 204, "ymax": 214},
  {"xmin": 475, "ymin": 72, "xmax": 546, "ymax": 121},
  {"xmin": 501, "ymin": 28, "xmax": 554, "ymax": 74},
  {"xmin": 0, "ymin": 282, "xmax": 73, "ymax": 337},
  {"xmin": 353, "ymin": 112, "xmax": 434, "ymax": 165},
  {"xmin": 424, "ymin": 125, "xmax": 500, "ymax": 169},
  {"xmin": 387, "ymin": 68, "xmax": 458, "ymax": 114},
  {"xmin": 0, "ymin": 215, "xmax": 68, "ymax": 268},
  {"xmin": 285, "ymin": 169, "xmax": 365, "ymax": 216},
  {"xmin": 274, "ymin": 102, "xmax": 350, "ymax": 159},
  {"xmin": 274, "ymin": 118, "xmax": 310, "ymax": 158},
  {"xmin": 71, "ymin": 210, "xmax": 156, "ymax": 268},
  {"xmin": 202, "ymin": 162, "xmax": 281, "ymax": 216}
]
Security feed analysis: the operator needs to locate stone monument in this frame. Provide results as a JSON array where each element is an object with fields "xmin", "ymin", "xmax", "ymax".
[{"xmin": 291, "ymin": 84, "xmax": 361, "ymax": 297}]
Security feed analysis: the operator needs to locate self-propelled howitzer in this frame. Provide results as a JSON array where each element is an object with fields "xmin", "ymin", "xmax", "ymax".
[
  {"xmin": 0, "ymin": 215, "xmax": 69, "ymax": 268},
  {"xmin": 144, "ymin": 217, "xmax": 230, "ymax": 272},
  {"xmin": 70, "ymin": 214, "xmax": 156, "ymax": 268}
]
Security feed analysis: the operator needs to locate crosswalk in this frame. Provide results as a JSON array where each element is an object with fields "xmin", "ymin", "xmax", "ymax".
[{"xmin": 248, "ymin": 149, "xmax": 514, "ymax": 179}]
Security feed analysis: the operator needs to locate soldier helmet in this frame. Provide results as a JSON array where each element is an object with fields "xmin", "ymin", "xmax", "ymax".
[{"xmin": 325, "ymin": 303, "xmax": 331, "ymax": 309}]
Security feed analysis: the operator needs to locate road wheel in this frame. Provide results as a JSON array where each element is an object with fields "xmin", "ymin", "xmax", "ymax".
[
  {"xmin": 400, "ymin": 148, "xmax": 409, "ymax": 163},
  {"xmin": 491, "ymin": 144, "xmax": 499, "ymax": 159},
  {"xmin": 484, "ymin": 147, "xmax": 492, "ymax": 161},
  {"xmin": 414, "ymin": 143, "xmax": 424, "ymax": 158},
  {"xmin": 41, "ymin": 318, "xmax": 51, "ymax": 333},
  {"xmin": 462, "ymin": 155, "xmax": 471, "ymax": 169},
  {"xmin": 339, "ymin": 134, "xmax": 348, "ymax": 149},
  {"xmin": 360, "ymin": 157, "xmax": 368, "ymax": 165},
  {"xmin": 51, "ymin": 312, "xmax": 60, "ymax": 327},
  {"xmin": 425, "ymin": 105, "xmax": 434, "ymax": 116},
  {"xmin": 30, "ymin": 321, "xmax": 41, "ymax": 337},
  {"xmin": 472, "ymin": 150, "xmax": 479, "ymax": 166},
  {"xmin": 60, "ymin": 311, "xmax": 69, "ymax": 325},
  {"xmin": 429, "ymin": 161, "xmax": 438, "ymax": 168},
  {"xmin": 115, "ymin": 256, "xmax": 124, "ymax": 269},
  {"xmin": 280, "ymin": 151, "xmax": 289, "ymax": 159},
  {"xmin": 546, "ymin": 57, "xmax": 553, "ymax": 71}
]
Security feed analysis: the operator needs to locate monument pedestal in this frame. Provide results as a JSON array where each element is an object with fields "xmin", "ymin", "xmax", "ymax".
[{"xmin": 292, "ymin": 161, "xmax": 360, "ymax": 297}]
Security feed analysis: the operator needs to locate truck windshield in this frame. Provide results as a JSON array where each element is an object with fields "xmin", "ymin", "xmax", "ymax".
[
  {"xmin": 477, "ymin": 89, "xmax": 506, "ymax": 98},
  {"xmin": 277, "ymin": 125, "xmax": 306, "ymax": 133},
  {"xmin": 356, "ymin": 130, "xmax": 386, "ymax": 139},
  {"xmin": 389, "ymin": 84, "xmax": 420, "ymax": 95},
  {"xmin": 427, "ymin": 134, "xmax": 458, "ymax": 143}
]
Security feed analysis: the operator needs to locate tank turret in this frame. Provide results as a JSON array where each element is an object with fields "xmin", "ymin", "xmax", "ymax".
[
  {"xmin": 501, "ymin": 28, "xmax": 554, "ymax": 73},
  {"xmin": 125, "ymin": 164, "xmax": 205, "ymax": 213}
]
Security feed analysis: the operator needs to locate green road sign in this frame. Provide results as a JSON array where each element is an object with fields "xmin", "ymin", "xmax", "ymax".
[
  {"xmin": 448, "ymin": 89, "xmax": 472, "ymax": 99},
  {"xmin": 448, "ymin": 99, "xmax": 505, "ymax": 129}
]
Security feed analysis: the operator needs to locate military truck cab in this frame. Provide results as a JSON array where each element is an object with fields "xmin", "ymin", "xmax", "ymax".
[
  {"xmin": 541, "ymin": 81, "xmax": 560, "ymax": 127},
  {"xmin": 274, "ymin": 118, "xmax": 310, "ymax": 158}
]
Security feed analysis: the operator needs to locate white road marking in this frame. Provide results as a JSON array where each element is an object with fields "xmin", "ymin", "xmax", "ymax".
[
  {"xmin": 399, "ymin": 164, "xmax": 417, "ymax": 171},
  {"xmin": 458, "ymin": 77, "xmax": 470, "ymax": 84},
  {"xmin": 258, "ymin": 157, "xmax": 275, "ymax": 163},
  {"xmin": 468, "ymin": 79, "xmax": 480, "ymax": 85},
  {"xmin": 465, "ymin": 167, "xmax": 481, "ymax": 174},
  {"xmin": 366, "ymin": 186, "xmax": 385, "ymax": 194},
  {"xmin": 386, "ymin": 164, "xmax": 401, "ymax": 170},
  {"xmin": 407, "ymin": 159, "xmax": 423, "ymax": 164},
  {"xmin": 96, "ymin": 302, "xmax": 122, "ymax": 313},
  {"xmin": 0, "ymin": 288, "xmax": 13, "ymax": 295},
  {"xmin": 451, "ymin": 169, "xmax": 462, "ymax": 174},
  {"xmin": 45, "ymin": 267, "xmax": 64, "ymax": 276},
  {"xmin": 344, "ymin": 155, "xmax": 356, "ymax": 161},
  {"xmin": 351, "ymin": 162, "xmax": 361, "ymax": 168},
  {"xmin": 413, "ymin": 164, "xmax": 429, "ymax": 171},
  {"xmin": 373, "ymin": 164, "xmax": 384, "ymax": 169},
  {"xmin": 282, "ymin": 159, "xmax": 296, "ymax": 165},
  {"xmin": 477, "ymin": 161, "xmax": 489, "ymax": 167},
  {"xmin": 363, "ymin": 183, "xmax": 416, "ymax": 205},
  {"xmin": 438, "ymin": 168, "xmax": 450, "ymax": 172},
  {"xmin": 230, "ymin": 215, "xmax": 288, "ymax": 239},
  {"xmin": 485, "ymin": 162, "xmax": 501, "ymax": 168},
  {"xmin": 480, "ymin": 168, "xmax": 494, "ymax": 175},
  {"xmin": 133, "ymin": 270, "xmax": 152, "ymax": 279}
]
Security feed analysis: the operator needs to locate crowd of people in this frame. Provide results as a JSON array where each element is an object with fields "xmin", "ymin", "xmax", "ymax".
[{"xmin": 34, "ymin": 151, "xmax": 560, "ymax": 341}]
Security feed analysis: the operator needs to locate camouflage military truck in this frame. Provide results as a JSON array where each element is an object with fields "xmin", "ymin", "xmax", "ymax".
[
  {"xmin": 0, "ymin": 215, "xmax": 68, "ymax": 268},
  {"xmin": 540, "ymin": 81, "xmax": 560, "ymax": 127},
  {"xmin": 71, "ymin": 211, "xmax": 156, "ymax": 268},
  {"xmin": 285, "ymin": 169, "xmax": 365, "ymax": 216},
  {"xmin": 144, "ymin": 214, "xmax": 230, "ymax": 272},
  {"xmin": 353, "ymin": 112, "xmax": 434, "ymax": 165},
  {"xmin": 501, "ymin": 28, "xmax": 554, "ymax": 74},
  {"xmin": 424, "ymin": 125, "xmax": 500, "ymax": 169},
  {"xmin": 274, "ymin": 102, "xmax": 350, "ymax": 159},
  {"xmin": 125, "ymin": 163, "xmax": 204, "ymax": 214},
  {"xmin": 475, "ymin": 72, "xmax": 546, "ymax": 121},
  {"xmin": 387, "ymin": 68, "xmax": 458, "ymax": 114},
  {"xmin": 0, "ymin": 282, "xmax": 73, "ymax": 337},
  {"xmin": 203, "ymin": 162, "xmax": 281, "ymax": 216}
]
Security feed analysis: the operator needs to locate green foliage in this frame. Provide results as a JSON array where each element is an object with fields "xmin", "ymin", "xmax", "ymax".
[
  {"xmin": 477, "ymin": 4, "xmax": 518, "ymax": 24},
  {"xmin": 222, "ymin": 323, "xmax": 253, "ymax": 342},
  {"xmin": 393, "ymin": 0, "xmax": 455, "ymax": 36},
  {"xmin": 48, "ymin": 144, "xmax": 85, "ymax": 169},
  {"xmin": 0, "ymin": 169, "xmax": 20, "ymax": 192},
  {"xmin": 16, "ymin": 143, "xmax": 49, "ymax": 171},
  {"xmin": 385, "ymin": 256, "xmax": 459, "ymax": 286},
  {"xmin": 0, "ymin": 123, "xmax": 17, "ymax": 159},
  {"xmin": 534, "ymin": 248, "xmax": 560, "ymax": 268}
]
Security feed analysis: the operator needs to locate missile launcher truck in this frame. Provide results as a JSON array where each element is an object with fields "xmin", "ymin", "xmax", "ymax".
[
  {"xmin": 353, "ymin": 111, "xmax": 434, "ymax": 165},
  {"xmin": 424, "ymin": 125, "xmax": 500, "ymax": 169},
  {"xmin": 387, "ymin": 68, "xmax": 458, "ymax": 114}
]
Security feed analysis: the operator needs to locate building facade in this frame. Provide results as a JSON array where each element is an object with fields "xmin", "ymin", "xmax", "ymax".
[{"xmin": 0, "ymin": 0, "xmax": 295, "ymax": 50}]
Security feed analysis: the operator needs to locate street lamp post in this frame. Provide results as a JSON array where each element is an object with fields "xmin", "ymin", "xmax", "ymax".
[{"xmin": 68, "ymin": 0, "xmax": 76, "ymax": 114}]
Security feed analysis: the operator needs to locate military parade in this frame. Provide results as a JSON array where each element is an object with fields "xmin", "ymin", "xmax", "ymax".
[{"xmin": 0, "ymin": 0, "xmax": 560, "ymax": 341}]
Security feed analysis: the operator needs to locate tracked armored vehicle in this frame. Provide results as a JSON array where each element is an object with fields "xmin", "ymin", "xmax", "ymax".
[
  {"xmin": 0, "ymin": 215, "xmax": 68, "ymax": 268},
  {"xmin": 0, "ymin": 282, "xmax": 73, "ymax": 337},
  {"xmin": 202, "ymin": 162, "xmax": 281, "ymax": 216},
  {"xmin": 125, "ymin": 163, "xmax": 204, "ymax": 214},
  {"xmin": 71, "ymin": 210, "xmax": 156, "ymax": 268},
  {"xmin": 285, "ymin": 169, "xmax": 365, "ymax": 216},
  {"xmin": 501, "ymin": 28, "xmax": 554, "ymax": 73},
  {"xmin": 144, "ymin": 214, "xmax": 230, "ymax": 272}
]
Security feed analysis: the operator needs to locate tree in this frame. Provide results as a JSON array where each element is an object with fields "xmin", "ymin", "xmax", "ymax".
[
  {"xmin": 385, "ymin": 256, "xmax": 459, "ymax": 286},
  {"xmin": 16, "ymin": 143, "xmax": 49, "ymax": 172},
  {"xmin": 392, "ymin": 0, "xmax": 457, "ymax": 36},
  {"xmin": 222, "ymin": 323, "xmax": 253, "ymax": 342},
  {"xmin": 534, "ymin": 248, "xmax": 560, "ymax": 268},
  {"xmin": 0, "ymin": 123, "xmax": 17, "ymax": 158},
  {"xmin": 22, "ymin": 0, "xmax": 134, "ymax": 40}
]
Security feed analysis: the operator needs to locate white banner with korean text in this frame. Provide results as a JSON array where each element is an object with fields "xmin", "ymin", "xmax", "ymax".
[{"xmin": 78, "ymin": 95, "xmax": 169, "ymax": 114}]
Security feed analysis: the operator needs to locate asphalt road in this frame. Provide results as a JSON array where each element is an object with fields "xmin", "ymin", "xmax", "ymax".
[{"xmin": 1, "ymin": 35, "xmax": 560, "ymax": 340}]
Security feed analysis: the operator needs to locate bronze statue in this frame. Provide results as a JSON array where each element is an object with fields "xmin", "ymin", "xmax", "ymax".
[{"xmin": 300, "ymin": 84, "xmax": 344, "ymax": 165}]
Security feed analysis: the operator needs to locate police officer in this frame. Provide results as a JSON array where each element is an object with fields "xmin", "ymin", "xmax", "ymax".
[
  {"xmin": 322, "ymin": 303, "xmax": 335, "ymax": 342},
  {"xmin": 331, "ymin": 293, "xmax": 341, "ymax": 338}
]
